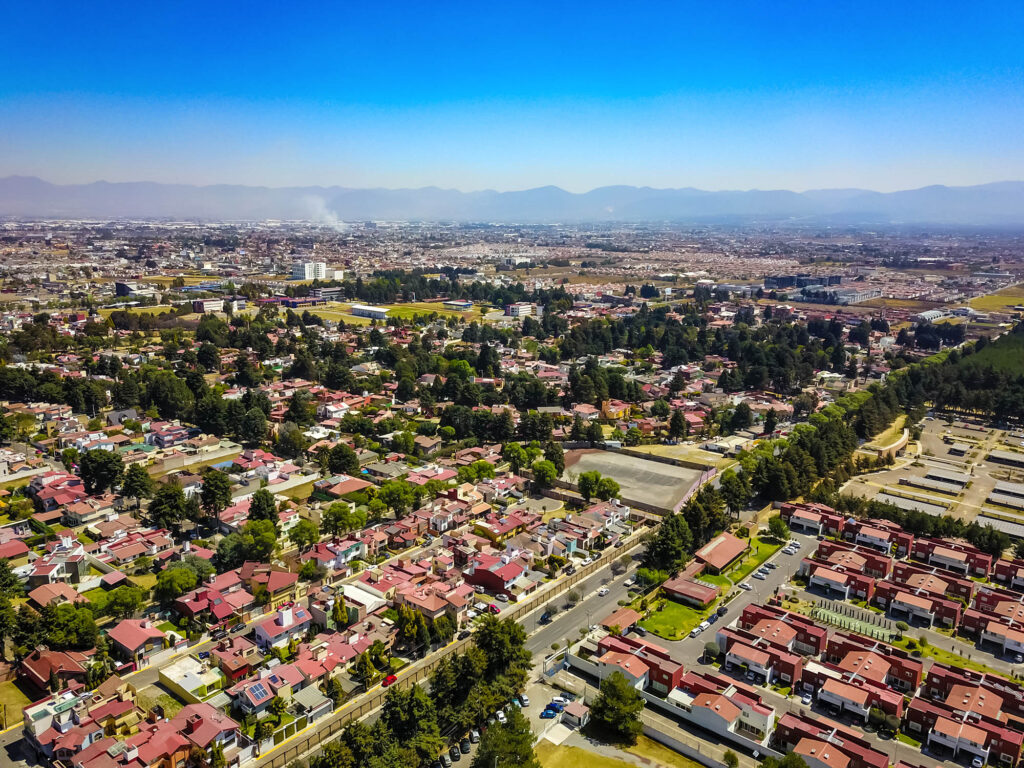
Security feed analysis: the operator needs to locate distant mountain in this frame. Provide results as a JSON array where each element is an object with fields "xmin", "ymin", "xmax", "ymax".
[{"xmin": 0, "ymin": 176, "xmax": 1022, "ymax": 225}]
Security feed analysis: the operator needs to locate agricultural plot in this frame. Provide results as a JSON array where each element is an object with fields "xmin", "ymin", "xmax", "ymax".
[{"xmin": 968, "ymin": 283, "xmax": 1024, "ymax": 311}]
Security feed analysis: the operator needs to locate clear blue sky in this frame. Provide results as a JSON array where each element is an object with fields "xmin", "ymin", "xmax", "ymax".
[{"xmin": 1, "ymin": 1, "xmax": 1022, "ymax": 192}]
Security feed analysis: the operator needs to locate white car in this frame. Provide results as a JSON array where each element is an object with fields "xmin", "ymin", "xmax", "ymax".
[
  {"xmin": 597, "ymin": 587, "xmax": 609, "ymax": 597},
  {"xmin": 689, "ymin": 627, "xmax": 703, "ymax": 637},
  {"xmin": 581, "ymin": 557, "xmax": 593, "ymax": 566},
  {"xmin": 551, "ymin": 696, "xmax": 570, "ymax": 706},
  {"xmin": 753, "ymin": 572, "xmax": 767, "ymax": 580},
  {"xmin": 739, "ymin": 582, "xmax": 752, "ymax": 590},
  {"xmin": 698, "ymin": 621, "xmax": 710, "ymax": 631},
  {"xmin": 495, "ymin": 593, "xmax": 509, "ymax": 602},
  {"xmin": 624, "ymin": 578, "xmax": 635, "ymax": 587},
  {"xmin": 495, "ymin": 710, "xmax": 507, "ymax": 724}
]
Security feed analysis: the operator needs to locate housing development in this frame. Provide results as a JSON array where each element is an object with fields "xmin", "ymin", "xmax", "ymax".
[{"xmin": 0, "ymin": 221, "xmax": 1024, "ymax": 768}]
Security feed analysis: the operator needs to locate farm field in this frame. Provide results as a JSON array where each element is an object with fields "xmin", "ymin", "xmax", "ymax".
[
  {"xmin": 857, "ymin": 297, "xmax": 944, "ymax": 311},
  {"xmin": 968, "ymin": 283, "xmax": 1024, "ymax": 311}
]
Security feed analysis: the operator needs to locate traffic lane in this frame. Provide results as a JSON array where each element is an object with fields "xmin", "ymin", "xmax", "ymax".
[{"xmin": 527, "ymin": 571, "xmax": 636, "ymax": 656}]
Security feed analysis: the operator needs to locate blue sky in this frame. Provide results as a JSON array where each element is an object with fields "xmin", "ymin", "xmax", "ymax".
[{"xmin": 1, "ymin": 1, "xmax": 1022, "ymax": 191}]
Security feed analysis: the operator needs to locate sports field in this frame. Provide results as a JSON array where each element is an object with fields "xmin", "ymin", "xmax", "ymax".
[
  {"xmin": 562, "ymin": 449, "xmax": 701, "ymax": 510},
  {"xmin": 629, "ymin": 442, "xmax": 734, "ymax": 470}
]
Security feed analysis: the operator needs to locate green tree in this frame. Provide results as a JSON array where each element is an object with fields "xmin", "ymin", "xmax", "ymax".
[
  {"xmin": 326, "ymin": 443, "xmax": 359, "ymax": 475},
  {"xmin": 155, "ymin": 566, "xmax": 199, "ymax": 602},
  {"xmin": 148, "ymin": 481, "xmax": 189, "ymax": 532},
  {"xmin": 289, "ymin": 518, "xmax": 320, "ymax": 551},
  {"xmin": 355, "ymin": 651, "xmax": 377, "ymax": 685},
  {"xmin": 471, "ymin": 708, "xmax": 541, "ymax": 768},
  {"xmin": 530, "ymin": 459, "xmax": 557, "ymax": 489},
  {"xmin": 268, "ymin": 695, "xmax": 288, "ymax": 720},
  {"xmin": 641, "ymin": 512, "xmax": 693, "ymax": 572},
  {"xmin": 201, "ymin": 469, "xmax": 233, "ymax": 518},
  {"xmin": 577, "ymin": 470, "xmax": 601, "ymax": 501},
  {"xmin": 768, "ymin": 515, "xmax": 790, "ymax": 541},
  {"xmin": 590, "ymin": 670, "xmax": 644, "ymax": 745},
  {"xmin": 668, "ymin": 410, "xmax": 687, "ymax": 438},
  {"xmin": 248, "ymin": 489, "xmax": 278, "ymax": 525},
  {"xmin": 238, "ymin": 406, "xmax": 268, "ymax": 445},
  {"xmin": 502, "ymin": 442, "xmax": 527, "ymax": 473},
  {"xmin": 724, "ymin": 751, "xmax": 739, "ymax": 768},
  {"xmin": 595, "ymin": 476, "xmax": 620, "ymax": 501},
  {"xmin": 121, "ymin": 463, "xmax": 154, "ymax": 508},
  {"xmin": 104, "ymin": 586, "xmax": 145, "ymax": 619},
  {"xmin": 763, "ymin": 408, "xmax": 779, "ymax": 435},
  {"xmin": 79, "ymin": 449, "xmax": 124, "ymax": 494}
]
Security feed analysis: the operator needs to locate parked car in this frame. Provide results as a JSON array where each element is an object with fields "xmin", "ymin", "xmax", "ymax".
[
  {"xmin": 765, "ymin": 562, "xmax": 777, "ymax": 569},
  {"xmin": 460, "ymin": 739, "xmax": 471, "ymax": 754},
  {"xmin": 801, "ymin": 693, "xmax": 813, "ymax": 705},
  {"xmin": 495, "ymin": 593, "xmax": 509, "ymax": 602},
  {"xmin": 633, "ymin": 625, "xmax": 647, "ymax": 636},
  {"xmin": 231, "ymin": 623, "xmax": 247, "ymax": 633},
  {"xmin": 597, "ymin": 587, "xmax": 609, "ymax": 596},
  {"xmin": 487, "ymin": 604, "xmax": 500, "ymax": 614},
  {"xmin": 717, "ymin": 605, "xmax": 728, "ymax": 616},
  {"xmin": 1015, "ymin": 654, "xmax": 1023, "ymax": 664},
  {"xmin": 971, "ymin": 758, "xmax": 984, "ymax": 768},
  {"xmin": 539, "ymin": 613, "xmax": 552, "ymax": 624},
  {"xmin": 382, "ymin": 674, "xmax": 398, "ymax": 687},
  {"xmin": 211, "ymin": 629, "xmax": 227, "ymax": 640},
  {"xmin": 739, "ymin": 582, "xmax": 752, "ymax": 590},
  {"xmin": 449, "ymin": 746, "xmax": 460, "ymax": 762},
  {"xmin": 540, "ymin": 709, "xmax": 557, "ymax": 719},
  {"xmin": 581, "ymin": 557, "xmax": 593, "ymax": 566},
  {"xmin": 565, "ymin": 566, "xmax": 577, "ymax": 575},
  {"xmin": 624, "ymin": 578, "xmax": 635, "ymax": 587},
  {"xmin": 699, "ymin": 620, "xmax": 710, "ymax": 631},
  {"xmin": 495, "ymin": 710, "xmax": 507, "ymax": 724},
  {"xmin": 551, "ymin": 696, "xmax": 570, "ymax": 706},
  {"xmin": 470, "ymin": 729, "xmax": 480, "ymax": 744},
  {"xmin": 753, "ymin": 572, "xmax": 767, "ymax": 580},
  {"xmin": 518, "ymin": 694, "xmax": 530, "ymax": 706},
  {"xmin": 689, "ymin": 627, "xmax": 702, "ymax": 637},
  {"xmin": 441, "ymin": 753, "xmax": 452, "ymax": 768},
  {"xmin": 547, "ymin": 702, "xmax": 564, "ymax": 713},
  {"xmin": 457, "ymin": 630, "xmax": 471, "ymax": 640}
]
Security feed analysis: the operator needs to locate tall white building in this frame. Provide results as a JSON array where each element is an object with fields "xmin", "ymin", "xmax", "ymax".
[{"xmin": 292, "ymin": 261, "xmax": 327, "ymax": 280}]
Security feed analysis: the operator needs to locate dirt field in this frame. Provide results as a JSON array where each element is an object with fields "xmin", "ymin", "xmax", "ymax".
[
  {"xmin": 629, "ymin": 442, "xmax": 734, "ymax": 469},
  {"xmin": 563, "ymin": 449, "xmax": 702, "ymax": 510}
]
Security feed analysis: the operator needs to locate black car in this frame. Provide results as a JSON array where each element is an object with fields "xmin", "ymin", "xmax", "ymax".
[
  {"xmin": 211, "ymin": 629, "xmax": 228, "ymax": 640},
  {"xmin": 717, "ymin": 605, "xmax": 728, "ymax": 616},
  {"xmin": 457, "ymin": 630, "xmax": 471, "ymax": 640},
  {"xmin": 539, "ymin": 612, "xmax": 552, "ymax": 624},
  {"xmin": 460, "ymin": 739, "xmax": 471, "ymax": 754},
  {"xmin": 231, "ymin": 623, "xmax": 248, "ymax": 633},
  {"xmin": 449, "ymin": 746, "xmax": 460, "ymax": 762}
]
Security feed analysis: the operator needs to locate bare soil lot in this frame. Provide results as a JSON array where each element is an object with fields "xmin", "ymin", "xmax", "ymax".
[{"xmin": 563, "ymin": 449, "xmax": 701, "ymax": 510}]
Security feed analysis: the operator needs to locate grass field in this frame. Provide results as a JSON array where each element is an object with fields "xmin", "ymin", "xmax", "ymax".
[
  {"xmin": 968, "ymin": 284, "xmax": 1024, "ymax": 311},
  {"xmin": 97, "ymin": 304, "xmax": 191, "ymax": 318},
  {"xmin": 536, "ymin": 736, "xmax": 700, "ymax": 768},
  {"xmin": 0, "ymin": 679, "xmax": 35, "ymax": 724},
  {"xmin": 866, "ymin": 415, "xmax": 907, "ymax": 449},
  {"xmin": 639, "ymin": 598, "xmax": 704, "ymax": 640},
  {"xmin": 961, "ymin": 330, "xmax": 1024, "ymax": 374},
  {"xmin": 629, "ymin": 442, "xmax": 732, "ymax": 470}
]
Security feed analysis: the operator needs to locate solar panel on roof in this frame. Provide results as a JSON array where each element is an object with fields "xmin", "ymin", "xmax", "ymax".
[{"xmin": 250, "ymin": 683, "xmax": 269, "ymax": 699}]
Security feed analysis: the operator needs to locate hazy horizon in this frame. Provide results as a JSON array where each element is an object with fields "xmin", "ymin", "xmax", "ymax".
[{"xmin": 2, "ymin": 2, "xmax": 1022, "ymax": 193}]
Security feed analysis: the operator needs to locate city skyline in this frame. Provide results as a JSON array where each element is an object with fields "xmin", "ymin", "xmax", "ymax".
[{"xmin": 1, "ymin": 1, "xmax": 1022, "ymax": 192}]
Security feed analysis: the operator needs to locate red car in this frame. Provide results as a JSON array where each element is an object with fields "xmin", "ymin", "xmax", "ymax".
[
  {"xmin": 487, "ymin": 604, "xmax": 500, "ymax": 614},
  {"xmin": 382, "ymin": 674, "xmax": 398, "ymax": 687}
]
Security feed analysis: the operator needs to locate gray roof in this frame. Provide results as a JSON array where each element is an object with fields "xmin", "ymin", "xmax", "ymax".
[{"xmin": 293, "ymin": 684, "xmax": 330, "ymax": 711}]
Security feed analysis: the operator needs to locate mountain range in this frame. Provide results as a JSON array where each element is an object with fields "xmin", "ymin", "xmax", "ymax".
[{"xmin": 1, "ymin": 176, "xmax": 1022, "ymax": 225}]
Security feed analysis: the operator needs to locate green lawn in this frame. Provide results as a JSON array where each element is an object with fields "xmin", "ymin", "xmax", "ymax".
[
  {"xmin": 639, "ymin": 599, "xmax": 704, "ymax": 640},
  {"xmin": 890, "ymin": 637, "xmax": 1005, "ymax": 677},
  {"xmin": 897, "ymin": 733, "xmax": 922, "ymax": 748},
  {"xmin": 722, "ymin": 537, "xmax": 782, "ymax": 584},
  {"xmin": 0, "ymin": 679, "xmax": 34, "ymax": 726}
]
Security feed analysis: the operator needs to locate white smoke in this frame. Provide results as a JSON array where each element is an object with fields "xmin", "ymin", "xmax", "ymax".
[{"xmin": 301, "ymin": 195, "xmax": 348, "ymax": 231}]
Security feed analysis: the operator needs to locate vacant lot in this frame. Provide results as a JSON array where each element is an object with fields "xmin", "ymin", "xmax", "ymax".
[
  {"xmin": 563, "ymin": 449, "xmax": 701, "ymax": 510},
  {"xmin": 630, "ymin": 442, "xmax": 733, "ymax": 470},
  {"xmin": 968, "ymin": 284, "xmax": 1024, "ymax": 311},
  {"xmin": 97, "ymin": 304, "xmax": 190, "ymax": 318}
]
